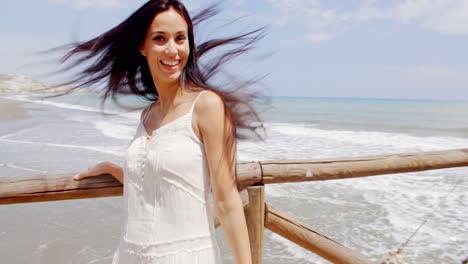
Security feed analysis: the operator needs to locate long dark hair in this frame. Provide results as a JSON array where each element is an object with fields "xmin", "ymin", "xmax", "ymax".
[{"xmin": 53, "ymin": 0, "xmax": 267, "ymax": 188}]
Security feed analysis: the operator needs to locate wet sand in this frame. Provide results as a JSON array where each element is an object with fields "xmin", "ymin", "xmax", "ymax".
[
  {"xmin": 0, "ymin": 97, "xmax": 30, "ymax": 121},
  {"xmin": 0, "ymin": 97, "xmax": 122, "ymax": 264},
  {"xmin": 0, "ymin": 97, "xmax": 45, "ymax": 136}
]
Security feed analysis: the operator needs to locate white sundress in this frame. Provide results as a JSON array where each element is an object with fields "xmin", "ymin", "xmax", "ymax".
[{"xmin": 112, "ymin": 90, "xmax": 222, "ymax": 263}]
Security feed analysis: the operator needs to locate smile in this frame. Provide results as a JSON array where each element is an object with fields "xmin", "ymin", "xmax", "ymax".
[{"xmin": 161, "ymin": 60, "xmax": 180, "ymax": 66}]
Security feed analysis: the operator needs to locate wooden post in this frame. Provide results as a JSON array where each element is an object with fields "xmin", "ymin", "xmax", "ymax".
[
  {"xmin": 264, "ymin": 204, "xmax": 372, "ymax": 264},
  {"xmin": 245, "ymin": 185, "xmax": 265, "ymax": 264}
]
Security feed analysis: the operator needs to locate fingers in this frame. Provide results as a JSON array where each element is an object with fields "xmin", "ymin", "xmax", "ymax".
[
  {"xmin": 73, "ymin": 169, "xmax": 92, "ymax": 180},
  {"xmin": 73, "ymin": 172, "xmax": 87, "ymax": 180},
  {"xmin": 73, "ymin": 162, "xmax": 108, "ymax": 181}
]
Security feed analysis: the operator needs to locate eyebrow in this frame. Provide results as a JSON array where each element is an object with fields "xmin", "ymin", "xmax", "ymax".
[{"xmin": 151, "ymin": 30, "xmax": 187, "ymax": 35}]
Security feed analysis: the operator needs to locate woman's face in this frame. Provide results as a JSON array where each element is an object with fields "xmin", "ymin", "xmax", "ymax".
[{"xmin": 139, "ymin": 7, "xmax": 190, "ymax": 86}]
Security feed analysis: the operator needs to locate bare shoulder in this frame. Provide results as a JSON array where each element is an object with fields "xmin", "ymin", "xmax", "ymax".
[
  {"xmin": 198, "ymin": 90, "xmax": 224, "ymax": 108},
  {"xmin": 193, "ymin": 90, "xmax": 228, "ymax": 136},
  {"xmin": 195, "ymin": 90, "xmax": 225, "ymax": 115}
]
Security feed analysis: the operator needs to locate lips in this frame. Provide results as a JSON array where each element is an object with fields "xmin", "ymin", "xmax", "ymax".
[
  {"xmin": 160, "ymin": 60, "xmax": 180, "ymax": 71},
  {"xmin": 161, "ymin": 60, "xmax": 179, "ymax": 66}
]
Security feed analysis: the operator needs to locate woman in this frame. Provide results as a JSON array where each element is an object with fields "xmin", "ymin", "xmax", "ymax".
[{"xmin": 67, "ymin": 0, "xmax": 265, "ymax": 263}]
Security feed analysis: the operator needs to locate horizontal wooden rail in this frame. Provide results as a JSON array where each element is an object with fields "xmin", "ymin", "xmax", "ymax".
[
  {"xmin": 0, "ymin": 174, "xmax": 122, "ymax": 204},
  {"xmin": 254, "ymin": 148, "xmax": 468, "ymax": 184},
  {"xmin": 1, "ymin": 148, "xmax": 467, "ymax": 205}
]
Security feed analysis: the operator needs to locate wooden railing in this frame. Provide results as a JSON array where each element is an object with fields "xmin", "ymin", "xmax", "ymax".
[{"xmin": 1, "ymin": 148, "xmax": 468, "ymax": 264}]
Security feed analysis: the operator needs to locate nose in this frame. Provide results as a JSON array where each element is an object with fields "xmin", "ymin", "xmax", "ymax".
[{"xmin": 165, "ymin": 40, "xmax": 177, "ymax": 55}]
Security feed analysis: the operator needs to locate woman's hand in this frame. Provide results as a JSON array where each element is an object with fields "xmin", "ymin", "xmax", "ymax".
[{"xmin": 73, "ymin": 161, "xmax": 120, "ymax": 181}]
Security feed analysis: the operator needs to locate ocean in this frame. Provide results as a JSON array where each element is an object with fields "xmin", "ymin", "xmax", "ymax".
[{"xmin": 0, "ymin": 92, "xmax": 467, "ymax": 264}]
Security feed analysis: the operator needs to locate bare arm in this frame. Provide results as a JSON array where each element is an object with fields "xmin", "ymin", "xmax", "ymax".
[{"xmin": 197, "ymin": 91, "xmax": 252, "ymax": 264}]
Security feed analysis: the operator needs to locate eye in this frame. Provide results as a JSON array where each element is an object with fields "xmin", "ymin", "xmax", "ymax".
[
  {"xmin": 176, "ymin": 35, "xmax": 186, "ymax": 41},
  {"xmin": 152, "ymin": 36, "xmax": 165, "ymax": 42}
]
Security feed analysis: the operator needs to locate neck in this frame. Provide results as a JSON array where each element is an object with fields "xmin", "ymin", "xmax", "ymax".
[{"xmin": 153, "ymin": 78, "xmax": 186, "ymax": 110}]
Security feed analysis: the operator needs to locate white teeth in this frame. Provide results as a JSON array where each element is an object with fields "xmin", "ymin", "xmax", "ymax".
[{"xmin": 161, "ymin": 60, "xmax": 179, "ymax": 66}]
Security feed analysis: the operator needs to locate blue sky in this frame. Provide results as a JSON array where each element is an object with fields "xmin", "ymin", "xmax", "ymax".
[{"xmin": 1, "ymin": 0, "xmax": 468, "ymax": 100}]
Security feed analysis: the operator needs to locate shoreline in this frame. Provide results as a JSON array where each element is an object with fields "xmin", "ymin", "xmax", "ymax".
[{"xmin": 0, "ymin": 94, "xmax": 467, "ymax": 264}]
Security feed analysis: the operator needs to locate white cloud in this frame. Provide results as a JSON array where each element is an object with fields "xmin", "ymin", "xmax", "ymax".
[
  {"xmin": 355, "ymin": 6, "xmax": 391, "ymax": 22},
  {"xmin": 420, "ymin": 2, "xmax": 468, "ymax": 34},
  {"xmin": 395, "ymin": 0, "xmax": 468, "ymax": 34},
  {"xmin": 266, "ymin": 0, "xmax": 321, "ymax": 27},
  {"xmin": 42, "ymin": 0, "xmax": 218, "ymax": 13},
  {"xmin": 40, "ymin": 0, "xmax": 204, "ymax": 11},
  {"xmin": 266, "ymin": 0, "xmax": 468, "ymax": 45},
  {"xmin": 42, "ymin": 0, "xmax": 147, "ymax": 9}
]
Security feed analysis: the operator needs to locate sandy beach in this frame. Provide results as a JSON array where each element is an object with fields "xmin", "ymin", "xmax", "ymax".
[
  {"xmin": 0, "ymin": 92, "xmax": 467, "ymax": 263},
  {"xmin": 0, "ymin": 97, "xmax": 126, "ymax": 264},
  {"xmin": 0, "ymin": 98, "xmax": 30, "ymax": 121},
  {"xmin": 0, "ymin": 97, "xmax": 47, "ymax": 137}
]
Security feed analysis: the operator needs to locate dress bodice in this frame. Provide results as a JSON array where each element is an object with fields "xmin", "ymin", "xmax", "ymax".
[{"xmin": 112, "ymin": 90, "xmax": 222, "ymax": 263}]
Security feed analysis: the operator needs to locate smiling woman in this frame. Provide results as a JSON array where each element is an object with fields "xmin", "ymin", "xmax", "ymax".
[
  {"xmin": 47, "ymin": 0, "xmax": 268, "ymax": 264},
  {"xmin": 138, "ymin": 6, "xmax": 190, "ymax": 85}
]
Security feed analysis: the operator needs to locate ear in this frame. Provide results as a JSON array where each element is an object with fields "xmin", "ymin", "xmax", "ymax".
[{"xmin": 139, "ymin": 42, "xmax": 146, "ymax": 57}]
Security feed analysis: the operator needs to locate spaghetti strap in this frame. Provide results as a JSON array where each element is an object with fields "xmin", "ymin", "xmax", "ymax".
[
  {"xmin": 142, "ymin": 102, "xmax": 154, "ymax": 123},
  {"xmin": 189, "ymin": 90, "xmax": 207, "ymax": 114}
]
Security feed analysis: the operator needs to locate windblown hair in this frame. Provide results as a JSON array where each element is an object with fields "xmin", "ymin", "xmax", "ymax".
[{"xmin": 53, "ymin": 0, "xmax": 267, "ymax": 189}]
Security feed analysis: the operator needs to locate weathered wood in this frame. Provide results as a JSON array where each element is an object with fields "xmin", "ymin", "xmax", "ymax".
[
  {"xmin": 1, "ymin": 148, "xmax": 468, "ymax": 204},
  {"xmin": 245, "ymin": 185, "xmax": 265, "ymax": 264},
  {"xmin": 0, "ymin": 187, "xmax": 122, "ymax": 204},
  {"xmin": 0, "ymin": 174, "xmax": 122, "ymax": 204},
  {"xmin": 2, "ymin": 149, "xmax": 465, "ymax": 264},
  {"xmin": 264, "ymin": 204, "xmax": 372, "ymax": 264},
  {"xmin": 237, "ymin": 161, "xmax": 262, "ymax": 189},
  {"xmin": 260, "ymin": 148, "xmax": 468, "ymax": 184}
]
